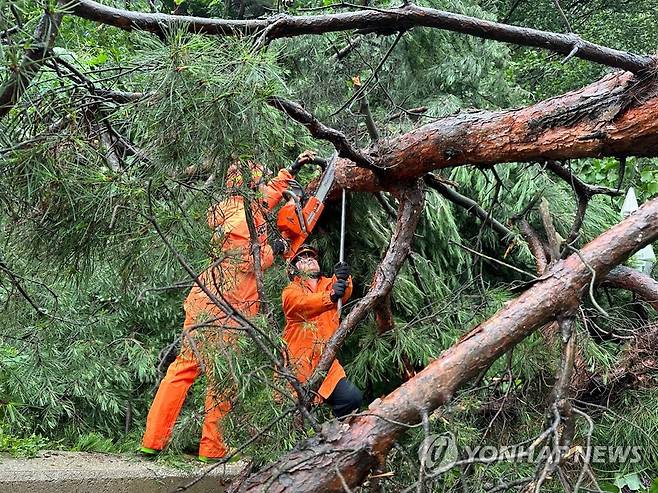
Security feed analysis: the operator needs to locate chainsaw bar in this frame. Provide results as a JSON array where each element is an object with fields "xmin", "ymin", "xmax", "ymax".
[{"xmin": 306, "ymin": 151, "xmax": 338, "ymax": 225}]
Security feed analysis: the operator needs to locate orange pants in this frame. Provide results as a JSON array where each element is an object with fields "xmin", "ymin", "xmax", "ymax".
[
  {"xmin": 141, "ymin": 343, "xmax": 231, "ymax": 458},
  {"xmin": 142, "ymin": 288, "xmax": 241, "ymax": 458}
]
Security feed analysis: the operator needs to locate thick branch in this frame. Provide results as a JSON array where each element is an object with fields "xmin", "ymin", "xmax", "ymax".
[
  {"xmin": 93, "ymin": 88, "xmax": 150, "ymax": 103},
  {"xmin": 515, "ymin": 218, "xmax": 549, "ymax": 273},
  {"xmin": 0, "ymin": 11, "xmax": 63, "ymax": 118},
  {"xmin": 604, "ymin": 265, "xmax": 658, "ymax": 311},
  {"xmin": 237, "ymin": 186, "xmax": 658, "ymax": 493},
  {"xmin": 333, "ymin": 71, "xmax": 658, "ymax": 192},
  {"xmin": 68, "ymin": 0, "xmax": 653, "ymax": 73},
  {"xmin": 544, "ymin": 160, "xmax": 624, "ymax": 244},
  {"xmin": 333, "ymin": 35, "xmax": 362, "ymax": 60},
  {"xmin": 544, "ymin": 160, "xmax": 622, "ymax": 198},
  {"xmin": 374, "ymin": 292, "xmax": 394, "ymax": 334},
  {"xmin": 359, "ymin": 94, "xmax": 379, "ymax": 143},
  {"xmin": 97, "ymin": 120, "xmax": 122, "ymax": 171},
  {"xmin": 538, "ymin": 197, "xmax": 561, "ymax": 261}
]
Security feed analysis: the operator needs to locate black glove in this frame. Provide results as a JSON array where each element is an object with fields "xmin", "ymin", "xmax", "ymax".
[
  {"xmin": 288, "ymin": 151, "xmax": 316, "ymax": 176},
  {"xmin": 330, "ymin": 279, "xmax": 348, "ymax": 303},
  {"xmin": 272, "ymin": 238, "xmax": 288, "ymax": 256},
  {"xmin": 288, "ymin": 158, "xmax": 306, "ymax": 177},
  {"xmin": 334, "ymin": 261, "xmax": 350, "ymax": 280}
]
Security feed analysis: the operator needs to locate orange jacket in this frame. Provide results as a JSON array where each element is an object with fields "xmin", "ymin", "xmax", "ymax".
[
  {"xmin": 184, "ymin": 168, "xmax": 292, "ymax": 326},
  {"xmin": 282, "ymin": 275, "xmax": 353, "ymax": 399}
]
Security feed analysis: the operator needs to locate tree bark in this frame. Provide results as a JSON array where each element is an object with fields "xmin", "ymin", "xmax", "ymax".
[
  {"xmin": 234, "ymin": 191, "xmax": 658, "ymax": 493},
  {"xmin": 604, "ymin": 265, "xmax": 658, "ymax": 311},
  {"xmin": 68, "ymin": 0, "xmax": 653, "ymax": 72},
  {"xmin": 333, "ymin": 70, "xmax": 658, "ymax": 192}
]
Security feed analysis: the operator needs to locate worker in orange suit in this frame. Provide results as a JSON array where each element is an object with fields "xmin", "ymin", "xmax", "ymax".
[
  {"xmin": 282, "ymin": 244, "xmax": 362, "ymax": 417},
  {"xmin": 141, "ymin": 153, "xmax": 314, "ymax": 461}
]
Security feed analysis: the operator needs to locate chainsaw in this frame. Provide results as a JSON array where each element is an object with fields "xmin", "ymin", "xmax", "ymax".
[{"xmin": 277, "ymin": 152, "xmax": 339, "ymax": 259}]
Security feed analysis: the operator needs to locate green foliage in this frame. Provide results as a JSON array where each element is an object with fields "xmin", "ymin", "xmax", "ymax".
[
  {"xmin": 70, "ymin": 432, "xmax": 116, "ymax": 452},
  {"xmin": 0, "ymin": 429, "xmax": 49, "ymax": 458},
  {"xmin": 1, "ymin": 0, "xmax": 657, "ymax": 489},
  {"xmin": 592, "ymin": 389, "xmax": 658, "ymax": 476}
]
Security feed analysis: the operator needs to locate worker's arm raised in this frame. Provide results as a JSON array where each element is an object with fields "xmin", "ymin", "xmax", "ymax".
[
  {"xmin": 282, "ymin": 283, "xmax": 335, "ymax": 320},
  {"xmin": 260, "ymin": 168, "xmax": 293, "ymax": 211}
]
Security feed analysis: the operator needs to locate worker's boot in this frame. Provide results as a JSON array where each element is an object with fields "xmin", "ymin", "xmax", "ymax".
[
  {"xmin": 198, "ymin": 448, "xmax": 239, "ymax": 464},
  {"xmin": 197, "ymin": 455, "xmax": 223, "ymax": 464},
  {"xmin": 139, "ymin": 447, "xmax": 160, "ymax": 459}
]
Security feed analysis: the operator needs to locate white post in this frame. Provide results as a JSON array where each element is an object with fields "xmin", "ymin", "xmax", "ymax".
[{"xmin": 621, "ymin": 187, "xmax": 656, "ymax": 274}]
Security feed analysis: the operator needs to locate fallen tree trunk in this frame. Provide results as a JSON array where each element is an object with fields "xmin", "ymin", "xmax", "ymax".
[
  {"xmin": 332, "ymin": 70, "xmax": 658, "ymax": 192},
  {"xmin": 234, "ymin": 190, "xmax": 658, "ymax": 492}
]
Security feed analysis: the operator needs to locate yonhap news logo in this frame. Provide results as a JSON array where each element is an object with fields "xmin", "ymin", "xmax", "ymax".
[
  {"xmin": 418, "ymin": 432, "xmax": 459, "ymax": 473},
  {"xmin": 419, "ymin": 434, "xmax": 642, "ymax": 474}
]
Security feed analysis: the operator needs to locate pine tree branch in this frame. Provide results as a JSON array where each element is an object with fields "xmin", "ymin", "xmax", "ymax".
[
  {"xmin": 52, "ymin": 55, "xmax": 151, "ymax": 104},
  {"xmin": 543, "ymin": 160, "xmax": 623, "ymax": 246},
  {"xmin": 333, "ymin": 35, "xmax": 362, "ymax": 60},
  {"xmin": 543, "ymin": 160, "xmax": 623, "ymax": 198},
  {"xmin": 0, "ymin": 9, "xmax": 63, "ymax": 119},
  {"xmin": 424, "ymin": 174, "xmax": 514, "ymax": 241},
  {"xmin": 330, "ymin": 30, "xmax": 404, "ymax": 117},
  {"xmin": 514, "ymin": 217, "xmax": 549, "ymax": 274},
  {"xmin": 538, "ymin": 197, "xmax": 561, "ymax": 261},
  {"xmin": 359, "ymin": 94, "xmax": 379, "ymax": 143},
  {"xmin": 604, "ymin": 265, "xmax": 658, "ymax": 311},
  {"xmin": 388, "ymin": 106, "xmax": 428, "ymax": 121},
  {"xmin": 267, "ymin": 96, "xmax": 377, "ymax": 170},
  {"xmin": 66, "ymin": 0, "xmax": 655, "ymax": 73}
]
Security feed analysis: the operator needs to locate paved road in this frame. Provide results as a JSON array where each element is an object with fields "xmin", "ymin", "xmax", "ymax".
[{"xmin": 0, "ymin": 451, "xmax": 245, "ymax": 493}]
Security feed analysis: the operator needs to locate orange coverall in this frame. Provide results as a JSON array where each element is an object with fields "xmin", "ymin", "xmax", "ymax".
[
  {"xmin": 281, "ymin": 275, "xmax": 353, "ymax": 400},
  {"xmin": 142, "ymin": 168, "xmax": 292, "ymax": 458}
]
